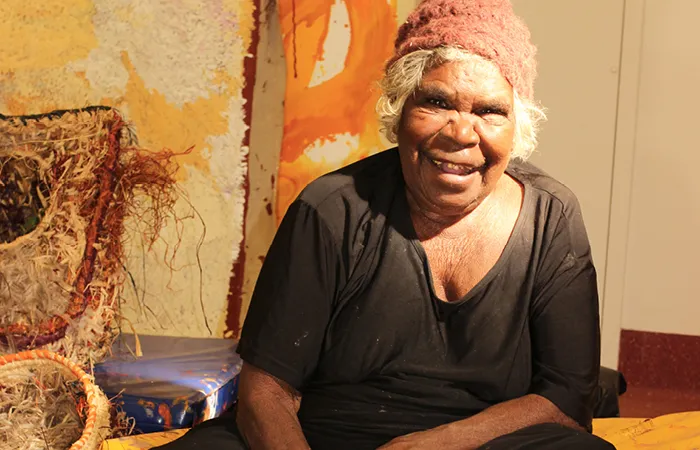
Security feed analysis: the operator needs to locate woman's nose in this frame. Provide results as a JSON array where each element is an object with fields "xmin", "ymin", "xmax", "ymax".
[{"xmin": 442, "ymin": 113, "xmax": 480, "ymax": 149}]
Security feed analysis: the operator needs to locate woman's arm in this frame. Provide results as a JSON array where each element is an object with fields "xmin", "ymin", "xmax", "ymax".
[
  {"xmin": 236, "ymin": 363, "xmax": 310, "ymax": 450},
  {"xmin": 235, "ymin": 199, "xmax": 343, "ymax": 447},
  {"xmin": 379, "ymin": 394, "xmax": 580, "ymax": 449}
]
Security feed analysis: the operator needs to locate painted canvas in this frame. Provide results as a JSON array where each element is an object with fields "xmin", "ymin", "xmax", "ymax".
[
  {"xmin": 0, "ymin": 0, "xmax": 258, "ymax": 338},
  {"xmin": 275, "ymin": 0, "xmax": 398, "ymax": 220}
]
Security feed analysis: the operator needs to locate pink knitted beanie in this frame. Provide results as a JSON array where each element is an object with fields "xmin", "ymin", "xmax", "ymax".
[{"xmin": 389, "ymin": 0, "xmax": 537, "ymax": 99}]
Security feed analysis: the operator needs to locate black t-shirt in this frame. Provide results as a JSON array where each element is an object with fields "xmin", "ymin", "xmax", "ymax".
[{"xmin": 237, "ymin": 148, "xmax": 600, "ymax": 450}]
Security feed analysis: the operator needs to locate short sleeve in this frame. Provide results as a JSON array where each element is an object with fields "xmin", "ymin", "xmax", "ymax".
[
  {"xmin": 529, "ymin": 199, "xmax": 601, "ymax": 430},
  {"xmin": 237, "ymin": 199, "xmax": 343, "ymax": 391}
]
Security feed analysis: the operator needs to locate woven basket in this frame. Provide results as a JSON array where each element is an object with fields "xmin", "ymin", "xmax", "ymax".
[{"xmin": 0, "ymin": 350, "xmax": 111, "ymax": 450}]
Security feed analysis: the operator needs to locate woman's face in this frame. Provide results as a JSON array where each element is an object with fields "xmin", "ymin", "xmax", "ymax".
[{"xmin": 397, "ymin": 59, "xmax": 515, "ymax": 219}]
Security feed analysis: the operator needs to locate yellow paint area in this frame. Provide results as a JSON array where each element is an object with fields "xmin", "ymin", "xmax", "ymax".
[
  {"xmin": 0, "ymin": 0, "xmax": 98, "ymax": 70},
  {"xmin": 118, "ymin": 53, "xmax": 232, "ymax": 177},
  {"xmin": 0, "ymin": 0, "xmax": 96, "ymax": 115}
]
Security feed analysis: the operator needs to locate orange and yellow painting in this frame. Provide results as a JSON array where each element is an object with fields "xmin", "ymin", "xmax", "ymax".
[{"xmin": 275, "ymin": 0, "xmax": 398, "ymax": 220}]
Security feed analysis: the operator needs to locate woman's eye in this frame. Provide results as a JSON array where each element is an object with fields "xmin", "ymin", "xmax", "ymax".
[
  {"xmin": 476, "ymin": 107, "xmax": 508, "ymax": 117},
  {"xmin": 426, "ymin": 98, "xmax": 449, "ymax": 109}
]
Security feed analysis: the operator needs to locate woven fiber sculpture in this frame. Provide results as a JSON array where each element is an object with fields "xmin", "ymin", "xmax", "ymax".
[{"xmin": 0, "ymin": 106, "xmax": 178, "ymax": 367}]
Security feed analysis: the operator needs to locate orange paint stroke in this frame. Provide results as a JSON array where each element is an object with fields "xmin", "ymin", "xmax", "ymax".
[
  {"xmin": 276, "ymin": 0, "xmax": 397, "ymax": 221},
  {"xmin": 158, "ymin": 403, "xmax": 173, "ymax": 429}
]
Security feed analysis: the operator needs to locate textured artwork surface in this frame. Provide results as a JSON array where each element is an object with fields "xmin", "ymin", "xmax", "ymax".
[
  {"xmin": 275, "ymin": 0, "xmax": 398, "ymax": 220},
  {"xmin": 0, "ymin": 0, "xmax": 257, "ymax": 337}
]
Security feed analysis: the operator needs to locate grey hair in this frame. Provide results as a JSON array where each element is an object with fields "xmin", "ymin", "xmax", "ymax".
[{"xmin": 377, "ymin": 47, "xmax": 546, "ymax": 161}]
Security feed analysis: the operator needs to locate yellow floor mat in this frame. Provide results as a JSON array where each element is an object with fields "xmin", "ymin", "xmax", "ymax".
[
  {"xmin": 595, "ymin": 412, "xmax": 700, "ymax": 449},
  {"xmin": 102, "ymin": 429, "xmax": 188, "ymax": 450}
]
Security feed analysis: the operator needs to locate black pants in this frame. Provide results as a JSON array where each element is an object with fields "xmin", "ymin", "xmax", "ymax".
[{"xmin": 154, "ymin": 411, "xmax": 615, "ymax": 450}]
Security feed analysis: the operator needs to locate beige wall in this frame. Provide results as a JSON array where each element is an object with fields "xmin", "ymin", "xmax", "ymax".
[{"xmin": 620, "ymin": 0, "xmax": 700, "ymax": 337}]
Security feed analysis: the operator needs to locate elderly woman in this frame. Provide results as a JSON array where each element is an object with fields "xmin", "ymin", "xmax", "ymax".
[{"xmin": 158, "ymin": 0, "xmax": 615, "ymax": 449}]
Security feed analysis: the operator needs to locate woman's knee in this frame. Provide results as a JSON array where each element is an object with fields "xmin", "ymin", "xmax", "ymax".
[{"xmin": 151, "ymin": 410, "xmax": 249, "ymax": 450}]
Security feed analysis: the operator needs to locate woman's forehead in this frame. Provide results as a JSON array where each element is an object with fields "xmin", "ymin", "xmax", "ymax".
[{"xmin": 421, "ymin": 60, "xmax": 513, "ymax": 98}]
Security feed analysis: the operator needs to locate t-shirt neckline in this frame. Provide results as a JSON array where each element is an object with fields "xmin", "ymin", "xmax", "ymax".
[{"xmin": 396, "ymin": 163, "xmax": 533, "ymax": 308}]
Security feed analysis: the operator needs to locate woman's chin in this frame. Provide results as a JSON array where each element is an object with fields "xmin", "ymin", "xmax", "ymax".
[{"xmin": 427, "ymin": 194, "xmax": 481, "ymax": 217}]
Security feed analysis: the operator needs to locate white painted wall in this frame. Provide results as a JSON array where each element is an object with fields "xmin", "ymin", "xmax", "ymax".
[{"xmin": 620, "ymin": 0, "xmax": 700, "ymax": 337}]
